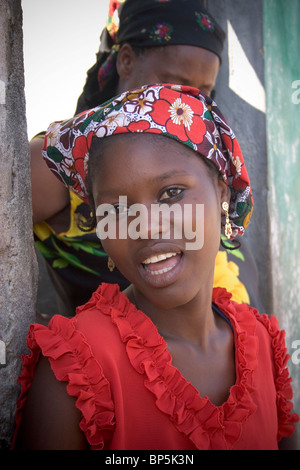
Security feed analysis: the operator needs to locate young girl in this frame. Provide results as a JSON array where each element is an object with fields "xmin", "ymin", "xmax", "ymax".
[{"xmin": 13, "ymin": 84, "xmax": 298, "ymax": 450}]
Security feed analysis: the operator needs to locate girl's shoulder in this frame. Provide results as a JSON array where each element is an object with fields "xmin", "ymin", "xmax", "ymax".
[
  {"xmin": 213, "ymin": 287, "xmax": 299, "ymax": 443},
  {"xmin": 212, "ymin": 286, "xmax": 291, "ymax": 386},
  {"xmin": 13, "ymin": 286, "xmax": 121, "ymax": 449},
  {"xmin": 212, "ymin": 286, "xmax": 283, "ymax": 343}
]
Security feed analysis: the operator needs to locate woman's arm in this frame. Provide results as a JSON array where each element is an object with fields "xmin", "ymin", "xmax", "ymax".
[
  {"xmin": 30, "ymin": 136, "xmax": 70, "ymax": 225},
  {"xmin": 15, "ymin": 356, "xmax": 88, "ymax": 450}
]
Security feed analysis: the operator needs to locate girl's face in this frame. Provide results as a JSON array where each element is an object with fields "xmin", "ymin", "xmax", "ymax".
[{"xmin": 92, "ymin": 135, "xmax": 229, "ymax": 309}]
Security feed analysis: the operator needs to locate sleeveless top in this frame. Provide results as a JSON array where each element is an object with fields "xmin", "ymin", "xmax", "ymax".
[{"xmin": 14, "ymin": 284, "xmax": 298, "ymax": 450}]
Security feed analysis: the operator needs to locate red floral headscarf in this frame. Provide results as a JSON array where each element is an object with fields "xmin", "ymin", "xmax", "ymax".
[{"xmin": 43, "ymin": 84, "xmax": 253, "ymax": 237}]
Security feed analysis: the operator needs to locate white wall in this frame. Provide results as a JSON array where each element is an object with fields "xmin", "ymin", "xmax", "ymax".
[{"xmin": 22, "ymin": 0, "xmax": 110, "ymax": 139}]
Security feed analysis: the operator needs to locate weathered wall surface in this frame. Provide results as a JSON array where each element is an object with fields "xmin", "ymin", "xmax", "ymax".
[
  {"xmin": 0, "ymin": 0, "xmax": 37, "ymax": 448},
  {"xmin": 208, "ymin": 0, "xmax": 271, "ymax": 314},
  {"xmin": 263, "ymin": 0, "xmax": 300, "ymax": 444},
  {"xmin": 209, "ymin": 0, "xmax": 300, "ymax": 444}
]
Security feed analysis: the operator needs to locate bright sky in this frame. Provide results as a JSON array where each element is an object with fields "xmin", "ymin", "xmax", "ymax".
[{"xmin": 22, "ymin": 0, "xmax": 110, "ymax": 139}]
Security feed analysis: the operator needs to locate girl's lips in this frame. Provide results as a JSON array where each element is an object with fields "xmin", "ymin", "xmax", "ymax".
[{"xmin": 137, "ymin": 250, "xmax": 184, "ymax": 288}]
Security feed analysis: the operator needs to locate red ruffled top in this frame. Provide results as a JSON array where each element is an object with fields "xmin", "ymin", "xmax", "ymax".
[{"xmin": 13, "ymin": 284, "xmax": 298, "ymax": 450}]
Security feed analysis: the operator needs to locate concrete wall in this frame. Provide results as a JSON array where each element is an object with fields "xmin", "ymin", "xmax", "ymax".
[
  {"xmin": 208, "ymin": 0, "xmax": 272, "ymax": 314},
  {"xmin": 208, "ymin": 0, "xmax": 299, "ymax": 443},
  {"xmin": 0, "ymin": 0, "xmax": 37, "ymax": 448},
  {"xmin": 263, "ymin": 0, "xmax": 300, "ymax": 443}
]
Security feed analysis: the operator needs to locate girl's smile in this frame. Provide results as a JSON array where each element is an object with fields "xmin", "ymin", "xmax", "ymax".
[{"xmin": 137, "ymin": 244, "xmax": 184, "ymax": 288}]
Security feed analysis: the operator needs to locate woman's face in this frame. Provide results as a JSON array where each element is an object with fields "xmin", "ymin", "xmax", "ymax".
[
  {"xmin": 92, "ymin": 134, "xmax": 229, "ymax": 309},
  {"xmin": 117, "ymin": 44, "xmax": 220, "ymax": 97}
]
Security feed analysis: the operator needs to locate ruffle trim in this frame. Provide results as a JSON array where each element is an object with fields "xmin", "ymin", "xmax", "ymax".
[
  {"xmin": 213, "ymin": 290, "xmax": 299, "ymax": 441},
  {"xmin": 250, "ymin": 310, "xmax": 299, "ymax": 441},
  {"xmin": 13, "ymin": 316, "xmax": 115, "ymax": 450},
  {"xmin": 87, "ymin": 284, "xmax": 262, "ymax": 450}
]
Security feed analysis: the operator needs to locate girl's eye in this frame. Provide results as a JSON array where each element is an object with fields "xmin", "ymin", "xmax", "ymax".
[
  {"xmin": 160, "ymin": 188, "xmax": 183, "ymax": 201},
  {"xmin": 159, "ymin": 187, "xmax": 184, "ymax": 202}
]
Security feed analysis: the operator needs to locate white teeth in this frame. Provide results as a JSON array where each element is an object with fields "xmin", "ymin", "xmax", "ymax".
[
  {"xmin": 143, "ymin": 265, "xmax": 174, "ymax": 275},
  {"xmin": 142, "ymin": 252, "xmax": 179, "ymax": 265}
]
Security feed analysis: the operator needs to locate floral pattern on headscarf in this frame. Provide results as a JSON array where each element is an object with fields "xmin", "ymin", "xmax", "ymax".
[
  {"xmin": 43, "ymin": 84, "xmax": 253, "ymax": 238},
  {"xmin": 149, "ymin": 23, "xmax": 174, "ymax": 42},
  {"xmin": 195, "ymin": 11, "xmax": 215, "ymax": 32},
  {"xmin": 106, "ymin": 0, "xmax": 125, "ymax": 42}
]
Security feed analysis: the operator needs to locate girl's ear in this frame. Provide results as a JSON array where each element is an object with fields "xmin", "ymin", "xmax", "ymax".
[
  {"xmin": 116, "ymin": 43, "xmax": 137, "ymax": 80},
  {"xmin": 217, "ymin": 178, "xmax": 231, "ymax": 207}
]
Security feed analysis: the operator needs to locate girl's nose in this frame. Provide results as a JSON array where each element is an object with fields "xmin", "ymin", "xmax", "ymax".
[{"xmin": 127, "ymin": 203, "xmax": 180, "ymax": 241}]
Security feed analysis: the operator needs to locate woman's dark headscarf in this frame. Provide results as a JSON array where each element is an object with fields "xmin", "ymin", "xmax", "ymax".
[{"xmin": 75, "ymin": 0, "xmax": 225, "ymax": 114}]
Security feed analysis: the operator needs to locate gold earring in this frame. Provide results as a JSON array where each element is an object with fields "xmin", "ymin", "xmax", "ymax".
[
  {"xmin": 108, "ymin": 257, "xmax": 115, "ymax": 272},
  {"xmin": 222, "ymin": 201, "xmax": 232, "ymax": 239}
]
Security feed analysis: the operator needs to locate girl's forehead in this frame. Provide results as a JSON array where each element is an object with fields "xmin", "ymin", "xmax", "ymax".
[
  {"xmin": 91, "ymin": 135, "xmax": 211, "ymax": 196},
  {"xmin": 95, "ymin": 134, "xmax": 200, "ymax": 172},
  {"xmin": 100, "ymin": 132, "xmax": 195, "ymax": 156}
]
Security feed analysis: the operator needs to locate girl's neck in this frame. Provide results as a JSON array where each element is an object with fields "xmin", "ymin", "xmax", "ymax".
[{"xmin": 125, "ymin": 281, "xmax": 218, "ymax": 348}]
